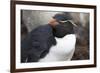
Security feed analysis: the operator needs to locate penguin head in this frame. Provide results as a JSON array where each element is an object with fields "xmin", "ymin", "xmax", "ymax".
[
  {"xmin": 51, "ymin": 13, "xmax": 77, "ymax": 38},
  {"xmin": 53, "ymin": 20, "xmax": 77, "ymax": 38}
]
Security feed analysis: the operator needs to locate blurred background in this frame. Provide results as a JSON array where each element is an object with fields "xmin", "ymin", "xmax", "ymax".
[{"xmin": 21, "ymin": 10, "xmax": 90, "ymax": 60}]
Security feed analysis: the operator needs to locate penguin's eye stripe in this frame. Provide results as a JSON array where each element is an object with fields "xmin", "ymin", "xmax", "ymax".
[
  {"xmin": 67, "ymin": 20, "xmax": 77, "ymax": 27},
  {"xmin": 59, "ymin": 20, "xmax": 68, "ymax": 23},
  {"xmin": 59, "ymin": 20, "xmax": 77, "ymax": 27},
  {"xmin": 59, "ymin": 20, "xmax": 72, "ymax": 23}
]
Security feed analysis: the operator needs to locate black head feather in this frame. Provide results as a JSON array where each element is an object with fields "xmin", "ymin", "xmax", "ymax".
[{"xmin": 53, "ymin": 21, "xmax": 75, "ymax": 38}]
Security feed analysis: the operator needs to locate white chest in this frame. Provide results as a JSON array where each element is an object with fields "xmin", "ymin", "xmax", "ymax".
[{"xmin": 39, "ymin": 34, "xmax": 76, "ymax": 62}]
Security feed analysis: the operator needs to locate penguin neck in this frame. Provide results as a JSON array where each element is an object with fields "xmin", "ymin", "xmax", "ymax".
[
  {"xmin": 55, "ymin": 34, "xmax": 76, "ymax": 41},
  {"xmin": 66, "ymin": 30, "xmax": 74, "ymax": 35}
]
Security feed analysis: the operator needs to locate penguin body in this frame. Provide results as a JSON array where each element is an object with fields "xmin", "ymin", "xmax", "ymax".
[
  {"xmin": 21, "ymin": 13, "xmax": 77, "ymax": 63},
  {"xmin": 39, "ymin": 34, "xmax": 76, "ymax": 62}
]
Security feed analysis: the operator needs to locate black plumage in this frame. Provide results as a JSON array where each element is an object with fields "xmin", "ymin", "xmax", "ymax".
[{"xmin": 21, "ymin": 24, "xmax": 56, "ymax": 63}]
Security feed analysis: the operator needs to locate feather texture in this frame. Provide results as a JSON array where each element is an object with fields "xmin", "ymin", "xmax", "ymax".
[{"xmin": 39, "ymin": 34, "xmax": 76, "ymax": 62}]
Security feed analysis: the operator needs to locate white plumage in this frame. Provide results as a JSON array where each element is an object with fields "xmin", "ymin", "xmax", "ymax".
[{"xmin": 39, "ymin": 34, "xmax": 76, "ymax": 62}]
